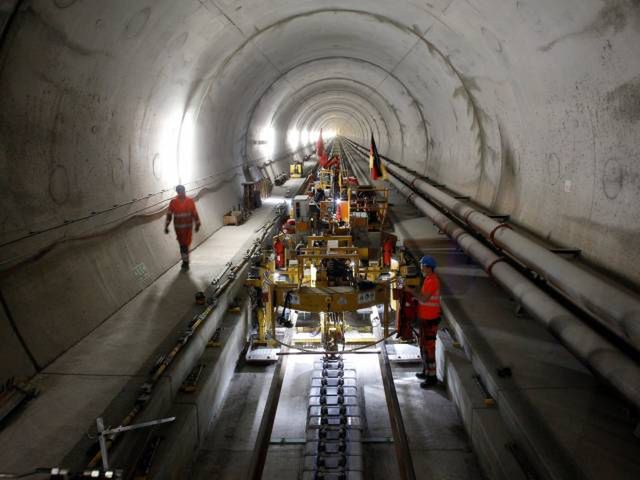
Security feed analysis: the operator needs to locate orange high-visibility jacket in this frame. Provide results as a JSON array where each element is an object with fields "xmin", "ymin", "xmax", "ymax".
[
  {"xmin": 168, "ymin": 196, "xmax": 200, "ymax": 247},
  {"xmin": 418, "ymin": 273, "xmax": 441, "ymax": 320}
]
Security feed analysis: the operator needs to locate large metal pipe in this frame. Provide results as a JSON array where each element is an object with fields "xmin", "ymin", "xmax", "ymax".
[
  {"xmin": 384, "ymin": 173, "xmax": 640, "ymax": 411},
  {"xmin": 344, "ymin": 138, "xmax": 640, "ymax": 353},
  {"xmin": 388, "ymin": 162, "xmax": 640, "ymax": 351}
]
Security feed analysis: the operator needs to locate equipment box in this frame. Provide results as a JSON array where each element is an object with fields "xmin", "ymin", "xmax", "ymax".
[{"xmin": 223, "ymin": 210, "xmax": 243, "ymax": 225}]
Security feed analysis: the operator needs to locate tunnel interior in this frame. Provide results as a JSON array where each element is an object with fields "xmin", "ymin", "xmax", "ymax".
[{"xmin": 1, "ymin": 0, "xmax": 640, "ymax": 477}]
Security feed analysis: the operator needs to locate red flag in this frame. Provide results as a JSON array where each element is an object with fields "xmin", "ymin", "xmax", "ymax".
[
  {"xmin": 316, "ymin": 128, "xmax": 324, "ymax": 158},
  {"xmin": 319, "ymin": 151, "xmax": 329, "ymax": 167},
  {"xmin": 369, "ymin": 134, "xmax": 387, "ymax": 180}
]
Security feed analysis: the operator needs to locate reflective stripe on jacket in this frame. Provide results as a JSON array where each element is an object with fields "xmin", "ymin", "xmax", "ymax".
[
  {"xmin": 418, "ymin": 273, "xmax": 441, "ymax": 320},
  {"xmin": 168, "ymin": 197, "xmax": 200, "ymax": 231}
]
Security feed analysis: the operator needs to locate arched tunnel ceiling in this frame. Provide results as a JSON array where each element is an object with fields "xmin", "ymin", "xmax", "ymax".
[{"xmin": 1, "ymin": 0, "xmax": 639, "ymax": 291}]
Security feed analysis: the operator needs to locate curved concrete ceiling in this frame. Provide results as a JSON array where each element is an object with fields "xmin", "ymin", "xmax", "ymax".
[{"xmin": 1, "ymin": 0, "xmax": 639, "ymax": 373}]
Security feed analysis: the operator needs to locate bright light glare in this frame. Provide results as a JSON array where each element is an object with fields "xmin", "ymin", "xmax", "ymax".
[
  {"xmin": 178, "ymin": 113, "xmax": 196, "ymax": 183},
  {"xmin": 260, "ymin": 125, "xmax": 276, "ymax": 160},
  {"xmin": 158, "ymin": 111, "xmax": 181, "ymax": 186},
  {"xmin": 287, "ymin": 128, "xmax": 300, "ymax": 150},
  {"xmin": 325, "ymin": 129, "xmax": 336, "ymax": 139},
  {"xmin": 300, "ymin": 129, "xmax": 309, "ymax": 145}
]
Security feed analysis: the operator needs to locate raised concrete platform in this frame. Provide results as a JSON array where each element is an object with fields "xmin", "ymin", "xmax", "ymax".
[
  {"xmin": 141, "ymin": 292, "xmax": 253, "ymax": 479},
  {"xmin": 0, "ymin": 177, "xmax": 306, "ymax": 474}
]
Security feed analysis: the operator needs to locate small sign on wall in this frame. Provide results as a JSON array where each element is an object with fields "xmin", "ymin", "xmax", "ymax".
[{"xmin": 133, "ymin": 263, "xmax": 151, "ymax": 283}]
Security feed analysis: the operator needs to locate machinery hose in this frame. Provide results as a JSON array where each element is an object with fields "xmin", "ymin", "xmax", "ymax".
[{"xmin": 266, "ymin": 329, "xmax": 399, "ymax": 355}]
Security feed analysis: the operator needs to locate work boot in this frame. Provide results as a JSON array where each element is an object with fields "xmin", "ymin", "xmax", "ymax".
[
  {"xmin": 415, "ymin": 372, "xmax": 427, "ymax": 380},
  {"xmin": 181, "ymin": 261, "xmax": 190, "ymax": 270},
  {"xmin": 420, "ymin": 376, "xmax": 438, "ymax": 389}
]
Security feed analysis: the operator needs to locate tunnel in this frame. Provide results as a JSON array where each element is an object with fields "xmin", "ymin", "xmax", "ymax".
[{"xmin": 1, "ymin": 1, "xmax": 639, "ymax": 479}]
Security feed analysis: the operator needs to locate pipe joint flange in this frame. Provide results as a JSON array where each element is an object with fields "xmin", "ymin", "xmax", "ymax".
[
  {"xmin": 489, "ymin": 223, "xmax": 512, "ymax": 247},
  {"xmin": 463, "ymin": 209, "xmax": 475, "ymax": 225},
  {"xmin": 487, "ymin": 257, "xmax": 507, "ymax": 278}
]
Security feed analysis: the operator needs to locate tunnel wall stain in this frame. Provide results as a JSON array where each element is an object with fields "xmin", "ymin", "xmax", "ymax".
[{"xmin": 605, "ymin": 75, "xmax": 640, "ymax": 123}]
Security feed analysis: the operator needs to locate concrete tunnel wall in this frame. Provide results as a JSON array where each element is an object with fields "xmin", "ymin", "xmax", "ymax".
[{"xmin": 0, "ymin": 0, "xmax": 639, "ymax": 383}]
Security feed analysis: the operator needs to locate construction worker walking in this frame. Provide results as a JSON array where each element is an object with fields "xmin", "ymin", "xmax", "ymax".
[
  {"xmin": 165, "ymin": 185, "xmax": 201, "ymax": 270},
  {"xmin": 413, "ymin": 255, "xmax": 441, "ymax": 388}
]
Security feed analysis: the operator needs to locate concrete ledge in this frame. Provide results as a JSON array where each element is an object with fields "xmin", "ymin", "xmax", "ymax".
[
  {"xmin": 441, "ymin": 296, "xmax": 640, "ymax": 480},
  {"xmin": 147, "ymin": 294, "xmax": 251, "ymax": 478},
  {"xmin": 438, "ymin": 329, "xmax": 528, "ymax": 480}
]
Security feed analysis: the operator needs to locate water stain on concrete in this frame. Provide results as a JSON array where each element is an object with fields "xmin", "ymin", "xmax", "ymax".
[
  {"xmin": 602, "ymin": 158, "xmax": 624, "ymax": 199},
  {"xmin": 546, "ymin": 152, "xmax": 561, "ymax": 186},
  {"xmin": 538, "ymin": 0, "xmax": 638, "ymax": 52},
  {"xmin": 169, "ymin": 31, "xmax": 189, "ymax": 52},
  {"xmin": 111, "ymin": 158, "xmax": 126, "ymax": 189},
  {"xmin": 125, "ymin": 7, "xmax": 151, "ymax": 39},
  {"xmin": 494, "ymin": 122, "xmax": 520, "ymax": 213},
  {"xmin": 452, "ymin": 76, "xmax": 487, "ymax": 163},
  {"xmin": 605, "ymin": 75, "xmax": 640, "ymax": 123},
  {"xmin": 26, "ymin": 5, "xmax": 111, "ymax": 57},
  {"xmin": 49, "ymin": 164, "xmax": 69, "ymax": 204},
  {"xmin": 53, "ymin": 0, "xmax": 77, "ymax": 8}
]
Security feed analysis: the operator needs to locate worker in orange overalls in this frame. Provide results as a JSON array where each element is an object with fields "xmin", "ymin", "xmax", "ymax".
[
  {"xmin": 165, "ymin": 185, "xmax": 201, "ymax": 270},
  {"xmin": 382, "ymin": 237, "xmax": 395, "ymax": 268},
  {"xmin": 274, "ymin": 237, "xmax": 286, "ymax": 269},
  {"xmin": 413, "ymin": 255, "xmax": 441, "ymax": 388}
]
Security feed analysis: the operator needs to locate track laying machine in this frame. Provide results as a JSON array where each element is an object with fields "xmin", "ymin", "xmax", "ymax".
[{"xmin": 245, "ymin": 147, "xmax": 421, "ymax": 359}]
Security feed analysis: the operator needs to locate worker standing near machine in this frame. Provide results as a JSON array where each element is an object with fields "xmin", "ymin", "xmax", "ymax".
[
  {"xmin": 413, "ymin": 255, "xmax": 441, "ymax": 388},
  {"xmin": 165, "ymin": 185, "xmax": 201, "ymax": 270}
]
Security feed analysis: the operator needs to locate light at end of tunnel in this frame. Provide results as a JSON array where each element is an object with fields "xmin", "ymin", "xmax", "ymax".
[
  {"xmin": 300, "ymin": 129, "xmax": 309, "ymax": 145},
  {"xmin": 325, "ymin": 129, "xmax": 336, "ymax": 139}
]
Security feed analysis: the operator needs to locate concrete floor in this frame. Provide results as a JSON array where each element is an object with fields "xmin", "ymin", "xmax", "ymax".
[{"xmin": 0, "ymin": 179, "xmax": 304, "ymax": 474}]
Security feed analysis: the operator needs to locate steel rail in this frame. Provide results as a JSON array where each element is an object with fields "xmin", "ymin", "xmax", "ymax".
[
  {"xmin": 247, "ymin": 345, "xmax": 290, "ymax": 480},
  {"xmin": 378, "ymin": 340, "xmax": 417, "ymax": 480}
]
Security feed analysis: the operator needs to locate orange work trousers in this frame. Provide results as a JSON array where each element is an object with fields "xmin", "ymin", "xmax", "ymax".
[{"xmin": 419, "ymin": 317, "xmax": 440, "ymax": 376}]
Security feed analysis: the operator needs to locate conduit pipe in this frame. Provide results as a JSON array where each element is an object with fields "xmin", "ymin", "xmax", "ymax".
[
  {"xmin": 387, "ymin": 169, "xmax": 640, "ymax": 412},
  {"xmin": 345, "ymin": 139, "xmax": 640, "ymax": 353}
]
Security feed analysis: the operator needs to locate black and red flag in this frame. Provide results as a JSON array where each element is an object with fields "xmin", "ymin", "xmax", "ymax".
[{"xmin": 369, "ymin": 134, "xmax": 387, "ymax": 180}]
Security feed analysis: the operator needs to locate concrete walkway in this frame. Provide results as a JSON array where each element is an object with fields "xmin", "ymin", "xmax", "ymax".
[{"xmin": 0, "ymin": 178, "xmax": 305, "ymax": 474}]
